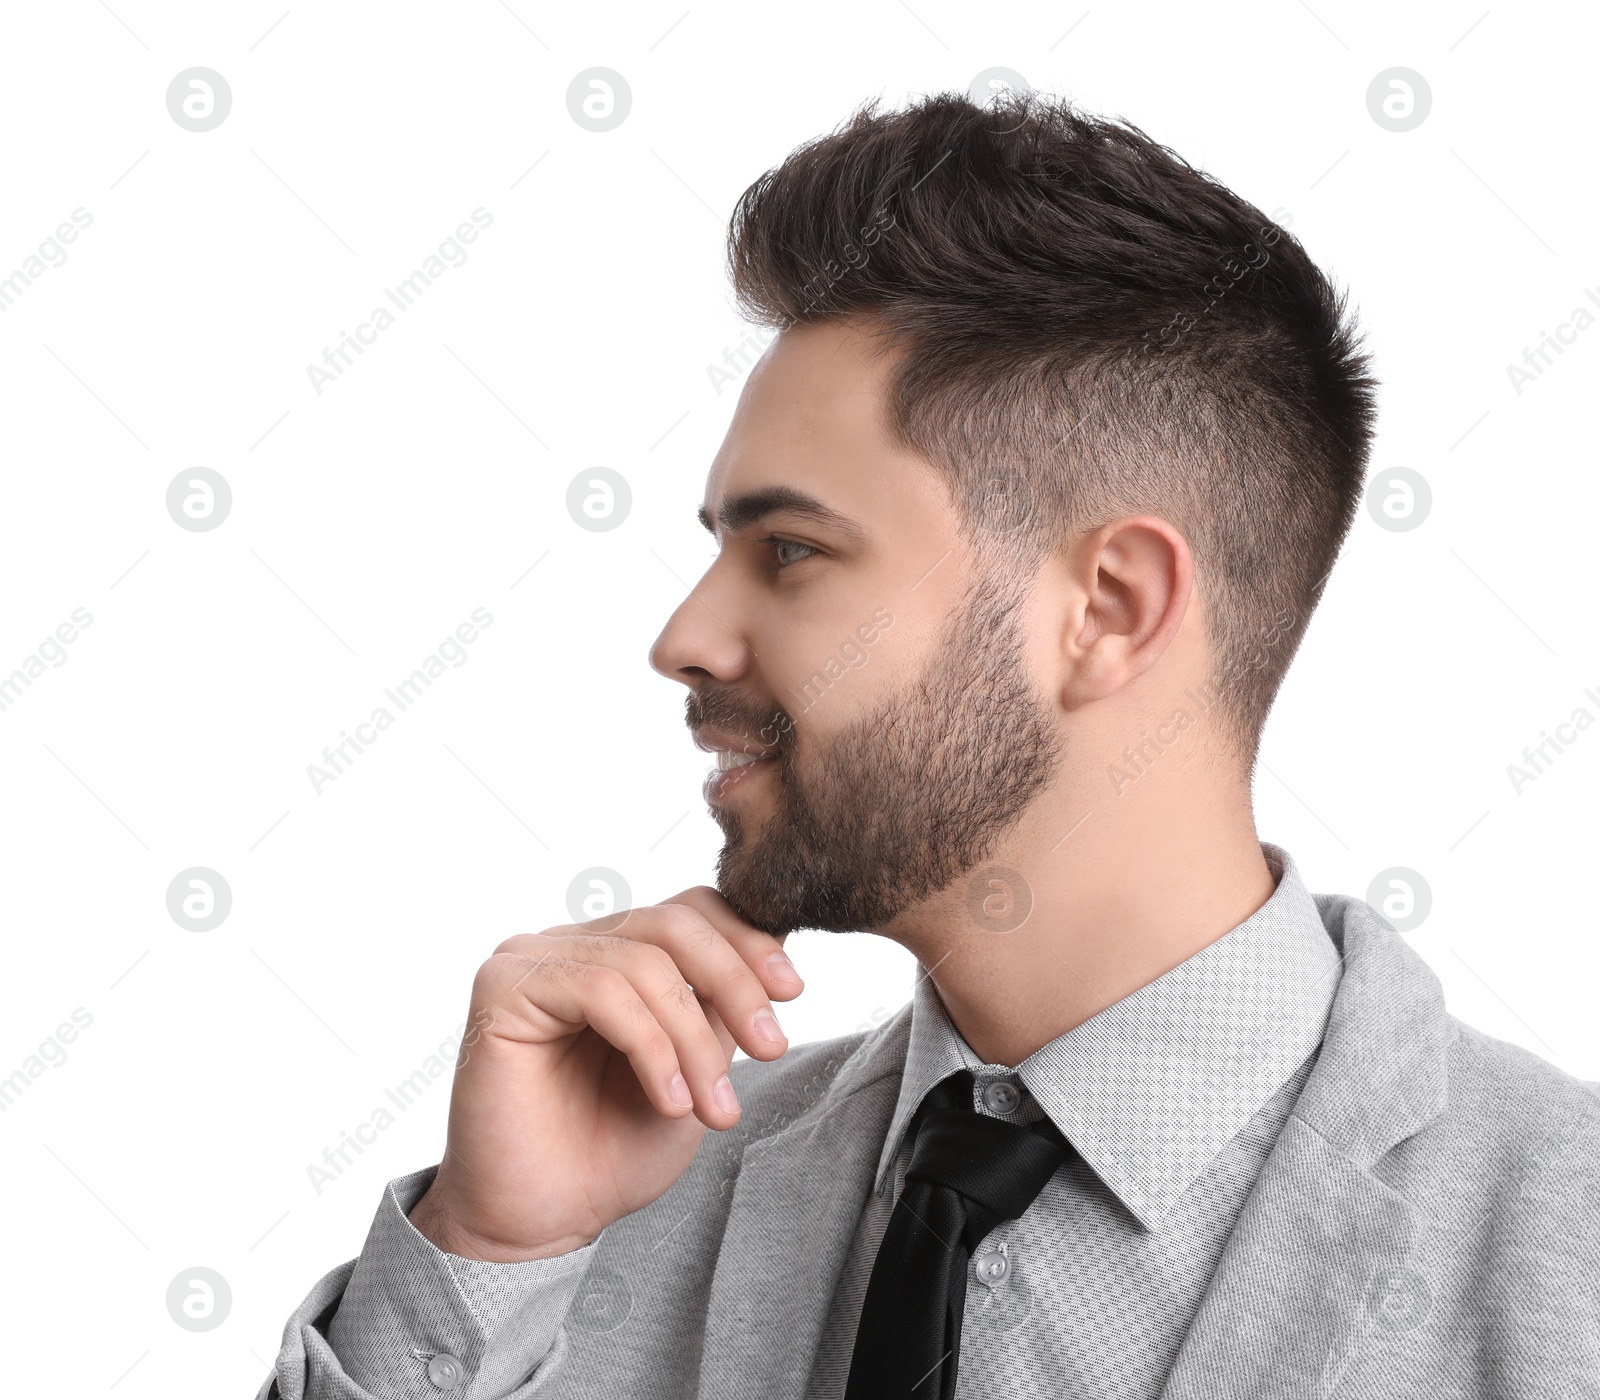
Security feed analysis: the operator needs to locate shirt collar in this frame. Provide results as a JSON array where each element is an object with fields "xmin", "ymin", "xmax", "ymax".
[{"xmin": 872, "ymin": 842, "xmax": 1342, "ymax": 1229}]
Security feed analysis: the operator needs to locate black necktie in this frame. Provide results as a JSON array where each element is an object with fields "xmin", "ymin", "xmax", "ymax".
[{"xmin": 844, "ymin": 1068, "xmax": 1072, "ymax": 1400}]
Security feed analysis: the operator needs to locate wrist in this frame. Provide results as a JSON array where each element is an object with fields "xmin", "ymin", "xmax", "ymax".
[{"xmin": 408, "ymin": 1181, "xmax": 599, "ymax": 1262}]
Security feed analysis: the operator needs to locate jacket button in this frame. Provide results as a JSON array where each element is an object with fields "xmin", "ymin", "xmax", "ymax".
[{"xmin": 427, "ymin": 1354, "xmax": 466, "ymax": 1389}]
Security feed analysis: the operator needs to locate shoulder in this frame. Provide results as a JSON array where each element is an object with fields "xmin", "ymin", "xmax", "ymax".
[
  {"xmin": 1440, "ymin": 1016, "xmax": 1600, "ymax": 1170},
  {"xmin": 1383, "ymin": 1013, "xmax": 1600, "ymax": 1242},
  {"xmin": 1317, "ymin": 889, "xmax": 1600, "ymax": 1179}
]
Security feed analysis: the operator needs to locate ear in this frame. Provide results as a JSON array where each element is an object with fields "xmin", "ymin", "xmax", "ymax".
[{"xmin": 1058, "ymin": 515, "xmax": 1194, "ymax": 709}]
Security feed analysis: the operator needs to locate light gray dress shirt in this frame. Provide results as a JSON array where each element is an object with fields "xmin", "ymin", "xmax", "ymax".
[{"xmin": 321, "ymin": 842, "xmax": 1343, "ymax": 1398}]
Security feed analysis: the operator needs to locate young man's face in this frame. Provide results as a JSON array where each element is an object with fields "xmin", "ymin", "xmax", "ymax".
[{"xmin": 649, "ymin": 319, "xmax": 1066, "ymax": 936}]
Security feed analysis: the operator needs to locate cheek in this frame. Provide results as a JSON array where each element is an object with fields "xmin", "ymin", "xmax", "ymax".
[{"xmin": 761, "ymin": 617, "xmax": 897, "ymax": 734}]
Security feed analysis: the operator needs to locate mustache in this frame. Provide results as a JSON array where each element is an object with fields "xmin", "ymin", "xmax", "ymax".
[{"xmin": 686, "ymin": 691, "xmax": 796, "ymax": 751}]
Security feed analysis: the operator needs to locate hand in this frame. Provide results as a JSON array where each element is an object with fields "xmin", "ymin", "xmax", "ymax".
[{"xmin": 407, "ymin": 886, "xmax": 804, "ymax": 1261}]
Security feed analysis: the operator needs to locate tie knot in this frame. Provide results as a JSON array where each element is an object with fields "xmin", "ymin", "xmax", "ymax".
[{"xmin": 904, "ymin": 1070, "xmax": 1071, "ymax": 1248}]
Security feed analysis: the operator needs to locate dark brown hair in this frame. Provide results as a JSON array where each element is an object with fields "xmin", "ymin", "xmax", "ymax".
[{"xmin": 726, "ymin": 90, "xmax": 1378, "ymax": 768}]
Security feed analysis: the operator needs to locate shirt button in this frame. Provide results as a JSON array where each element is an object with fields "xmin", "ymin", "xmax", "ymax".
[
  {"xmin": 973, "ymin": 1248, "xmax": 1010, "ymax": 1286},
  {"xmin": 981, "ymin": 1079, "xmax": 1021, "ymax": 1114},
  {"xmin": 427, "ymin": 1354, "xmax": 466, "ymax": 1390}
]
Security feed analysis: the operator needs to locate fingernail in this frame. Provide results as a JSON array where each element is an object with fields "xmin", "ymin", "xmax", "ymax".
[
  {"xmin": 713, "ymin": 1073, "xmax": 739, "ymax": 1114},
  {"xmin": 669, "ymin": 1072, "xmax": 693, "ymax": 1108},
  {"xmin": 766, "ymin": 951, "xmax": 801, "ymax": 984},
  {"xmin": 752, "ymin": 1007, "xmax": 785, "ymax": 1044}
]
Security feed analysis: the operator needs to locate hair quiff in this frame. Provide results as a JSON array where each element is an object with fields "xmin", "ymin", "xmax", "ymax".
[{"xmin": 726, "ymin": 89, "xmax": 1378, "ymax": 768}]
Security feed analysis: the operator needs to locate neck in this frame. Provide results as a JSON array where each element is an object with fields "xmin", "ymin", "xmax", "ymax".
[{"xmin": 877, "ymin": 757, "xmax": 1276, "ymax": 1067}]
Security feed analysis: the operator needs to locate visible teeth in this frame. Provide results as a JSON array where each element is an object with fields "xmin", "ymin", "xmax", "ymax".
[{"xmin": 717, "ymin": 750, "xmax": 765, "ymax": 771}]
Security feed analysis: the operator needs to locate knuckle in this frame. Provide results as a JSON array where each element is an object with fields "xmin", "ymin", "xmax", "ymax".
[
  {"xmin": 634, "ymin": 941, "xmax": 683, "ymax": 982},
  {"xmin": 491, "ymin": 929, "xmax": 564, "ymax": 958},
  {"xmin": 580, "ymin": 960, "xmax": 627, "ymax": 992},
  {"xmin": 640, "ymin": 1020, "xmax": 676, "ymax": 1060},
  {"xmin": 619, "ymin": 999, "xmax": 671, "ymax": 1055},
  {"xmin": 473, "ymin": 950, "xmax": 568, "ymax": 1004},
  {"xmin": 513, "ymin": 953, "xmax": 590, "ymax": 990},
  {"xmin": 492, "ymin": 931, "xmax": 536, "ymax": 956},
  {"xmin": 477, "ymin": 950, "xmax": 537, "ymax": 982},
  {"xmin": 662, "ymin": 978, "xmax": 703, "ymax": 1018},
  {"xmin": 621, "ymin": 994, "xmax": 659, "ymax": 1028},
  {"xmin": 674, "ymin": 910, "xmax": 724, "ymax": 956},
  {"xmin": 575, "ymin": 906, "xmax": 632, "ymax": 935},
  {"xmin": 684, "ymin": 917, "xmax": 721, "ymax": 952},
  {"xmin": 653, "ymin": 903, "xmax": 706, "ymax": 941},
  {"xmin": 575, "ymin": 931, "xmax": 631, "ymax": 958}
]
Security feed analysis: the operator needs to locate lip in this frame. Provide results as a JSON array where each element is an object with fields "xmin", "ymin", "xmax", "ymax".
[
  {"xmin": 692, "ymin": 727, "xmax": 779, "ymax": 760},
  {"xmin": 702, "ymin": 754, "xmax": 779, "ymax": 806}
]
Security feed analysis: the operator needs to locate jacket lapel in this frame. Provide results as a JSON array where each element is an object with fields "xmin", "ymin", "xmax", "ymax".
[
  {"xmin": 696, "ymin": 1006, "xmax": 912, "ymax": 1400},
  {"xmin": 1159, "ymin": 893, "xmax": 1453, "ymax": 1398}
]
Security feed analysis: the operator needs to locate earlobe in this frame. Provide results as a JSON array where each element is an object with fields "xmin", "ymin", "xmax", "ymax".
[
  {"xmin": 1067, "ymin": 516, "xmax": 1193, "ymax": 701},
  {"xmin": 1058, "ymin": 647, "xmax": 1114, "ymax": 712}
]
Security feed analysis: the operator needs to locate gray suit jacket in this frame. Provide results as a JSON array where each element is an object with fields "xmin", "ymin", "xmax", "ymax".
[{"xmin": 262, "ymin": 890, "xmax": 1600, "ymax": 1399}]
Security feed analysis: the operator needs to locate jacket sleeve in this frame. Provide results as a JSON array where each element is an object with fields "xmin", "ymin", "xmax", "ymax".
[{"xmin": 257, "ymin": 1164, "xmax": 607, "ymax": 1400}]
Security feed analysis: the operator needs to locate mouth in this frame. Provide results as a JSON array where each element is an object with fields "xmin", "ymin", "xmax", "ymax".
[
  {"xmin": 702, "ymin": 749, "xmax": 780, "ymax": 805},
  {"xmin": 692, "ymin": 721, "xmax": 785, "ymax": 806}
]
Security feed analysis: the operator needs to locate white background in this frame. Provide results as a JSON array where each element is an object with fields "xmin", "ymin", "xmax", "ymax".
[{"xmin": 0, "ymin": 1, "xmax": 1595, "ymax": 1393}]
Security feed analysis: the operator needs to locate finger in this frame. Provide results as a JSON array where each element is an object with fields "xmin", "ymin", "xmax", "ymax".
[
  {"xmin": 609, "ymin": 901, "xmax": 792, "ymax": 1063},
  {"xmin": 507, "ymin": 930, "xmax": 744, "ymax": 1129},
  {"xmin": 475, "ymin": 951, "xmax": 699, "ymax": 1122},
  {"xmin": 661, "ymin": 886, "xmax": 806, "ymax": 1002},
  {"xmin": 501, "ymin": 904, "xmax": 790, "ymax": 1066},
  {"xmin": 685, "ymin": 991, "xmax": 737, "ymax": 1078}
]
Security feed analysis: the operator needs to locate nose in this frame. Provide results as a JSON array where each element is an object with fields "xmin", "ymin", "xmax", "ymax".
[{"xmin": 648, "ymin": 566, "xmax": 754, "ymax": 690}]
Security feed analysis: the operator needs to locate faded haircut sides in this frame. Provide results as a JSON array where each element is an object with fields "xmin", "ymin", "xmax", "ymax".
[{"xmin": 725, "ymin": 90, "xmax": 1379, "ymax": 769}]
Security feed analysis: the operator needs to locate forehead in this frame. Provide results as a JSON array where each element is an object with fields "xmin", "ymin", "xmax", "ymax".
[{"xmin": 702, "ymin": 320, "xmax": 945, "ymax": 529}]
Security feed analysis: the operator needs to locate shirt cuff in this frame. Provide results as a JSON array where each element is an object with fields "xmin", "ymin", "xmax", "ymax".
[{"xmin": 323, "ymin": 1164, "xmax": 607, "ymax": 1399}]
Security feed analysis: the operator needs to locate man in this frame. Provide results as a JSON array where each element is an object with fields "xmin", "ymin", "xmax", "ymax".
[{"xmin": 261, "ymin": 91, "xmax": 1600, "ymax": 1399}]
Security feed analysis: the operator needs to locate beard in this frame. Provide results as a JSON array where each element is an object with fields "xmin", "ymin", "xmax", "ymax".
[{"xmin": 687, "ymin": 567, "xmax": 1065, "ymax": 936}]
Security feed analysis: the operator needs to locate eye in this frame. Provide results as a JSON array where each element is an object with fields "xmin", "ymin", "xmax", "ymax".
[{"xmin": 762, "ymin": 535, "xmax": 820, "ymax": 569}]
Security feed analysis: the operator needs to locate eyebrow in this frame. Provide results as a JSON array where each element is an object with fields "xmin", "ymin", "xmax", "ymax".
[{"xmin": 697, "ymin": 486, "xmax": 867, "ymax": 542}]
